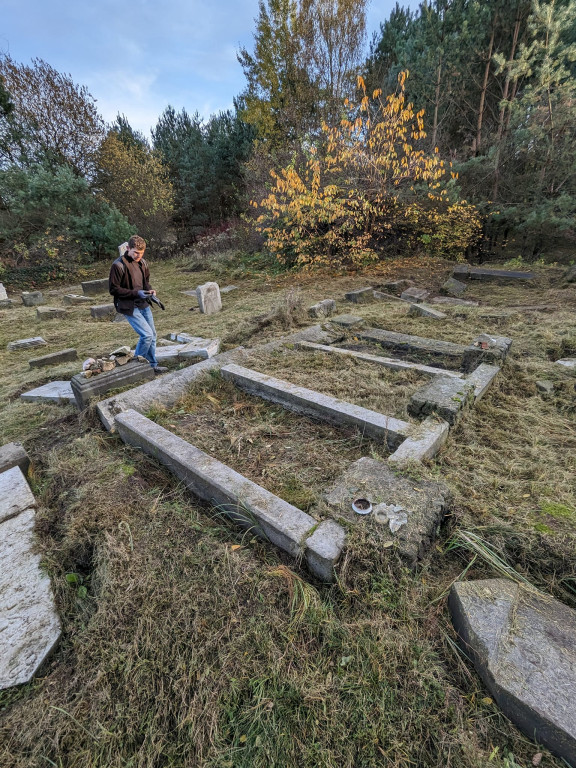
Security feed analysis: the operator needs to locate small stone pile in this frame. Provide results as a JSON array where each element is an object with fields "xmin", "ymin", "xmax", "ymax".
[{"xmin": 82, "ymin": 347, "xmax": 146, "ymax": 378}]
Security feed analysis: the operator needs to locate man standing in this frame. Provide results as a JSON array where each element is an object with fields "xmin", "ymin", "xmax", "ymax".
[{"xmin": 109, "ymin": 235, "xmax": 167, "ymax": 374}]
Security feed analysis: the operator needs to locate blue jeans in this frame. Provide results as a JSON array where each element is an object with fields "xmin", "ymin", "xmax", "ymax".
[{"xmin": 125, "ymin": 306, "xmax": 158, "ymax": 368}]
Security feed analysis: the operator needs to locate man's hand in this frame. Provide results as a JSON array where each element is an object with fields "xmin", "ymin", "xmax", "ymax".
[{"xmin": 137, "ymin": 290, "xmax": 152, "ymax": 299}]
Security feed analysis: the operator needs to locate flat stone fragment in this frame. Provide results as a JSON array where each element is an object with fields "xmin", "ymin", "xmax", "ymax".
[
  {"xmin": 220, "ymin": 285, "xmax": 239, "ymax": 294},
  {"xmin": 408, "ymin": 303, "xmax": 447, "ymax": 320},
  {"xmin": 467, "ymin": 363, "xmax": 500, "ymax": 401},
  {"xmin": 441, "ymin": 277, "xmax": 467, "ymax": 297},
  {"xmin": 453, "ymin": 266, "xmax": 535, "ymax": 281},
  {"xmin": 0, "ymin": 499, "xmax": 61, "ymax": 690},
  {"xmin": 536, "ymin": 380, "xmax": 554, "ymax": 394},
  {"xmin": 388, "ymin": 416, "xmax": 449, "ymax": 467},
  {"xmin": 179, "ymin": 338, "xmax": 221, "ymax": 359},
  {"xmin": 81, "ymin": 278, "xmax": 109, "ymax": 296},
  {"xmin": 90, "ymin": 303, "xmax": 115, "ymax": 320},
  {"xmin": 449, "ymin": 579, "xmax": 576, "ymax": 765},
  {"xmin": 359, "ymin": 328, "xmax": 473, "ymax": 370},
  {"xmin": 21, "ymin": 291, "xmax": 45, "ymax": 307},
  {"xmin": 345, "ymin": 287, "xmax": 374, "ymax": 304},
  {"xmin": 221, "ymin": 363, "xmax": 410, "ymax": 449},
  {"xmin": 115, "ymin": 410, "xmax": 345, "ymax": 581},
  {"xmin": 463, "ymin": 334, "xmax": 512, "ymax": 372},
  {"xmin": 29, "ymin": 348, "xmax": 78, "ymax": 368},
  {"xmin": 154, "ymin": 345, "xmax": 187, "ymax": 363},
  {"xmin": 37, "ymin": 306, "xmax": 66, "ymax": 321},
  {"xmin": 329, "ymin": 314, "xmax": 365, "ymax": 329},
  {"xmin": 63, "ymin": 294, "xmax": 93, "ymax": 305},
  {"xmin": 308, "ymin": 299, "xmax": 336, "ymax": 318},
  {"xmin": 0, "ymin": 466, "xmax": 36, "ymax": 524},
  {"xmin": 196, "ymin": 282, "xmax": 222, "ymax": 315},
  {"xmin": 431, "ymin": 296, "xmax": 479, "ymax": 307},
  {"xmin": 556, "ymin": 358, "xmax": 576, "ymax": 369},
  {"xmin": 0, "ymin": 283, "xmax": 7, "ymax": 301},
  {"xmin": 373, "ymin": 290, "xmax": 410, "ymax": 304},
  {"xmin": 0, "ymin": 442, "xmax": 30, "ymax": 476},
  {"xmin": 7, "ymin": 337, "xmax": 47, "ymax": 351},
  {"xmin": 70, "ymin": 361, "xmax": 155, "ymax": 409},
  {"xmin": 409, "ymin": 376, "xmax": 474, "ymax": 425},
  {"xmin": 324, "ymin": 457, "xmax": 451, "ymax": 564},
  {"xmin": 380, "ymin": 279, "xmax": 413, "ymax": 295},
  {"xmin": 20, "ymin": 381, "xmax": 75, "ymax": 403},
  {"xmin": 401, "ymin": 287, "xmax": 430, "ymax": 303}
]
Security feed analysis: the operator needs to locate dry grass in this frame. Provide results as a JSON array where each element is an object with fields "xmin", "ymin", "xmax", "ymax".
[{"xmin": 0, "ymin": 256, "xmax": 575, "ymax": 768}]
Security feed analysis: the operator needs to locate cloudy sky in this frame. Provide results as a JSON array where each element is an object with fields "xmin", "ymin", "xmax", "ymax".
[{"xmin": 1, "ymin": 0, "xmax": 414, "ymax": 137}]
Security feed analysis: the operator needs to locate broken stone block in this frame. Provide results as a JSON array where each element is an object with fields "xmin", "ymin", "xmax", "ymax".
[
  {"xmin": 463, "ymin": 334, "xmax": 513, "ymax": 372},
  {"xmin": 441, "ymin": 277, "xmax": 467, "ymax": 297},
  {"xmin": 380, "ymin": 279, "xmax": 414, "ymax": 295},
  {"xmin": 196, "ymin": 282, "xmax": 222, "ymax": 315},
  {"xmin": 20, "ymin": 381, "xmax": 75, "ymax": 404},
  {"xmin": 90, "ymin": 303, "xmax": 115, "ymax": 320},
  {"xmin": 408, "ymin": 303, "xmax": 447, "ymax": 320},
  {"xmin": 400, "ymin": 287, "xmax": 430, "ymax": 303},
  {"xmin": 81, "ymin": 278, "xmax": 109, "ymax": 296},
  {"xmin": 449, "ymin": 579, "xmax": 576, "ymax": 766},
  {"xmin": 329, "ymin": 314, "xmax": 365, "ymax": 329},
  {"xmin": 21, "ymin": 291, "xmax": 45, "ymax": 307},
  {"xmin": 29, "ymin": 348, "xmax": 78, "ymax": 368},
  {"xmin": 7, "ymin": 337, "xmax": 47, "ymax": 351},
  {"xmin": 409, "ymin": 376, "xmax": 474, "ymax": 425},
  {"xmin": 304, "ymin": 520, "xmax": 346, "ymax": 582},
  {"xmin": 37, "ymin": 307, "xmax": 66, "ymax": 321},
  {"xmin": 70, "ymin": 361, "xmax": 155, "ymax": 409},
  {"xmin": 466, "ymin": 363, "xmax": 500, "ymax": 401},
  {"xmin": 63, "ymin": 294, "xmax": 93, "ymax": 305},
  {"xmin": 431, "ymin": 296, "xmax": 479, "ymax": 307},
  {"xmin": 388, "ymin": 416, "xmax": 450, "ymax": 467},
  {"xmin": 324, "ymin": 457, "xmax": 451, "ymax": 564},
  {"xmin": 0, "ymin": 442, "xmax": 30, "ymax": 476},
  {"xmin": 308, "ymin": 299, "xmax": 336, "ymax": 318},
  {"xmin": 179, "ymin": 338, "xmax": 221, "ymax": 360},
  {"xmin": 536, "ymin": 380, "xmax": 555, "ymax": 394},
  {"xmin": 555, "ymin": 358, "xmax": 576, "ymax": 369},
  {"xmin": 345, "ymin": 287, "xmax": 374, "ymax": 304}
]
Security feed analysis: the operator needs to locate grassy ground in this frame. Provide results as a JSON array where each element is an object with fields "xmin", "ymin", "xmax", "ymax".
[{"xmin": 0, "ymin": 254, "xmax": 575, "ymax": 768}]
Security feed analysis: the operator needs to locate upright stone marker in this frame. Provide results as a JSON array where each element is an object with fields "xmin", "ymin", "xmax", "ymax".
[
  {"xmin": 196, "ymin": 282, "xmax": 222, "ymax": 315},
  {"xmin": 345, "ymin": 287, "xmax": 374, "ymax": 304},
  {"xmin": 81, "ymin": 278, "xmax": 109, "ymax": 296},
  {"xmin": 90, "ymin": 303, "xmax": 115, "ymax": 320},
  {"xmin": 21, "ymin": 291, "xmax": 45, "ymax": 307},
  {"xmin": 0, "ymin": 283, "xmax": 8, "ymax": 301}
]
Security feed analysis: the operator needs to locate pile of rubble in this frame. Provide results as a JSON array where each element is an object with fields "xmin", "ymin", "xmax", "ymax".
[{"xmin": 82, "ymin": 346, "xmax": 145, "ymax": 378}]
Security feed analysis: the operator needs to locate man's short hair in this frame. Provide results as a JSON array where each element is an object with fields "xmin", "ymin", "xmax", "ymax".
[{"xmin": 128, "ymin": 235, "xmax": 146, "ymax": 251}]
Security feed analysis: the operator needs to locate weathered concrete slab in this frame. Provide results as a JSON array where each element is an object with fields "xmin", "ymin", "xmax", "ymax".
[
  {"xmin": 358, "ymin": 328, "xmax": 475, "ymax": 370},
  {"xmin": 71, "ymin": 361, "xmax": 155, "ymax": 409},
  {"xmin": 431, "ymin": 296, "xmax": 479, "ymax": 307},
  {"xmin": 81, "ymin": 278, "xmax": 109, "ymax": 296},
  {"xmin": 37, "ymin": 307, "xmax": 66, "ymax": 321},
  {"xmin": 409, "ymin": 377, "xmax": 474, "ymax": 425},
  {"xmin": 0, "ymin": 442, "xmax": 30, "ymax": 476},
  {"xmin": 408, "ymin": 303, "xmax": 447, "ymax": 320},
  {"xmin": 20, "ymin": 381, "xmax": 75, "ymax": 403},
  {"xmin": 179, "ymin": 338, "xmax": 220, "ymax": 359},
  {"xmin": 196, "ymin": 282, "xmax": 222, "ymax": 315},
  {"xmin": 441, "ymin": 277, "xmax": 467, "ymax": 297},
  {"xmin": 7, "ymin": 337, "xmax": 47, "ymax": 351},
  {"xmin": 324, "ymin": 457, "xmax": 451, "ymax": 564},
  {"xmin": 329, "ymin": 314, "xmax": 365, "ymax": 329},
  {"xmin": 388, "ymin": 416, "xmax": 449, "ymax": 467},
  {"xmin": 63, "ymin": 294, "xmax": 93, "ymax": 305},
  {"xmin": 401, "ymin": 287, "xmax": 430, "ymax": 303},
  {"xmin": 21, "ymin": 291, "xmax": 45, "ymax": 307},
  {"xmin": 0, "ymin": 466, "xmax": 36, "ymax": 524},
  {"xmin": 450, "ymin": 579, "xmax": 576, "ymax": 765},
  {"xmin": 115, "ymin": 410, "xmax": 345, "ymax": 581},
  {"xmin": 221, "ymin": 363, "xmax": 410, "ymax": 449},
  {"xmin": 296, "ymin": 341, "xmax": 463, "ymax": 379},
  {"xmin": 0, "ymin": 478, "xmax": 61, "ymax": 690},
  {"xmin": 308, "ymin": 299, "xmax": 336, "ymax": 318},
  {"xmin": 467, "ymin": 363, "xmax": 500, "ymax": 401},
  {"xmin": 29, "ymin": 348, "xmax": 78, "ymax": 368},
  {"xmin": 380, "ymin": 279, "xmax": 413, "ymax": 295},
  {"xmin": 453, "ymin": 266, "xmax": 535, "ymax": 282},
  {"xmin": 155, "ymin": 345, "xmax": 188, "ymax": 363},
  {"xmin": 463, "ymin": 334, "xmax": 512, "ymax": 372},
  {"xmin": 167, "ymin": 332, "xmax": 204, "ymax": 344},
  {"xmin": 90, "ymin": 303, "xmax": 115, "ymax": 320},
  {"xmin": 345, "ymin": 287, "xmax": 374, "ymax": 304}
]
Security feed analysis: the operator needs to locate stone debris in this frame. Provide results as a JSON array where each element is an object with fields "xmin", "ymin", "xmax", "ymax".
[
  {"xmin": 345, "ymin": 287, "xmax": 374, "ymax": 304},
  {"xmin": 63, "ymin": 294, "xmax": 93, "ymax": 305},
  {"xmin": 81, "ymin": 278, "xmax": 109, "ymax": 296},
  {"xmin": 20, "ymin": 381, "xmax": 75, "ymax": 403},
  {"xmin": 0, "ymin": 442, "xmax": 30, "ymax": 476},
  {"xmin": 449, "ymin": 579, "xmax": 576, "ymax": 765},
  {"xmin": 409, "ymin": 377, "xmax": 474, "ymax": 425},
  {"xmin": 7, "ymin": 337, "xmax": 47, "ymax": 351},
  {"xmin": 196, "ymin": 282, "xmax": 222, "ymax": 315},
  {"xmin": 21, "ymin": 291, "xmax": 45, "ymax": 307},
  {"xmin": 373, "ymin": 503, "xmax": 409, "ymax": 532},
  {"xmin": 555, "ymin": 358, "xmax": 576, "ymax": 369},
  {"xmin": 441, "ymin": 277, "xmax": 467, "ymax": 297},
  {"xmin": 90, "ymin": 303, "xmax": 115, "ymax": 320},
  {"xmin": 408, "ymin": 303, "xmax": 447, "ymax": 320},
  {"xmin": 463, "ymin": 333, "xmax": 512, "ymax": 371},
  {"xmin": 400, "ymin": 287, "xmax": 430, "ymax": 303},
  {"xmin": 29, "ymin": 349, "xmax": 78, "ymax": 368},
  {"xmin": 536, "ymin": 380, "xmax": 555, "ymax": 394},
  {"xmin": 379, "ymin": 279, "xmax": 414, "ymax": 295},
  {"xmin": 37, "ymin": 306, "xmax": 66, "ymax": 321},
  {"xmin": 308, "ymin": 299, "xmax": 336, "ymax": 318}
]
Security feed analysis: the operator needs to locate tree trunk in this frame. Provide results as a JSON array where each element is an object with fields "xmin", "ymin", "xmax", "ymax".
[{"xmin": 476, "ymin": 25, "xmax": 495, "ymax": 155}]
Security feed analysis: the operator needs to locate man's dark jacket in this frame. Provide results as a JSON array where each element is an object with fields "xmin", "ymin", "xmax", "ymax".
[{"xmin": 109, "ymin": 254, "xmax": 153, "ymax": 315}]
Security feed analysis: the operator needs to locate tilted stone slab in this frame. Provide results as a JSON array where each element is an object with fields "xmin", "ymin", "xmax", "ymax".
[
  {"xmin": 37, "ymin": 307, "xmax": 66, "ymax": 321},
  {"xmin": 179, "ymin": 338, "xmax": 220, "ymax": 359},
  {"xmin": 380, "ymin": 279, "xmax": 413, "ymax": 295},
  {"xmin": 221, "ymin": 363, "xmax": 410, "ymax": 449},
  {"xmin": 345, "ymin": 287, "xmax": 374, "ymax": 304},
  {"xmin": 401, "ymin": 287, "xmax": 430, "ymax": 303},
  {"xmin": 308, "ymin": 299, "xmax": 336, "ymax": 318},
  {"xmin": 453, "ymin": 266, "xmax": 535, "ymax": 282},
  {"xmin": 7, "ymin": 337, "xmax": 47, "ymax": 351},
  {"xmin": 324, "ymin": 457, "xmax": 451, "ymax": 564},
  {"xmin": 81, "ymin": 278, "xmax": 109, "ymax": 296},
  {"xmin": 328, "ymin": 314, "xmax": 365, "ymax": 329},
  {"xmin": 90, "ymin": 303, "xmax": 115, "ymax": 320},
  {"xmin": 115, "ymin": 410, "xmax": 345, "ymax": 581},
  {"xmin": 358, "ymin": 328, "xmax": 478, "ymax": 370},
  {"xmin": 388, "ymin": 416, "xmax": 449, "ymax": 467},
  {"xmin": 21, "ymin": 291, "xmax": 45, "ymax": 307},
  {"xmin": 0, "ymin": 466, "xmax": 36, "ymax": 524},
  {"xmin": 408, "ymin": 303, "xmax": 447, "ymax": 320},
  {"xmin": 220, "ymin": 285, "xmax": 239, "ymax": 294},
  {"xmin": 0, "ymin": 442, "xmax": 30, "ymax": 476},
  {"xmin": 196, "ymin": 282, "xmax": 222, "ymax": 315},
  {"xmin": 296, "ymin": 341, "xmax": 463, "ymax": 379},
  {"xmin": 441, "ymin": 277, "xmax": 467, "ymax": 297},
  {"xmin": 71, "ymin": 361, "xmax": 155, "ymax": 409},
  {"xmin": 372, "ymin": 290, "xmax": 411, "ymax": 304},
  {"xmin": 20, "ymin": 381, "xmax": 75, "ymax": 403},
  {"xmin": 466, "ymin": 363, "xmax": 500, "ymax": 401},
  {"xmin": 462, "ymin": 334, "xmax": 512, "ymax": 372},
  {"xmin": 449, "ymin": 579, "xmax": 576, "ymax": 765},
  {"xmin": 63, "ymin": 294, "xmax": 93, "ymax": 305},
  {"xmin": 29, "ymin": 348, "xmax": 78, "ymax": 368},
  {"xmin": 409, "ymin": 377, "xmax": 475, "ymax": 426}
]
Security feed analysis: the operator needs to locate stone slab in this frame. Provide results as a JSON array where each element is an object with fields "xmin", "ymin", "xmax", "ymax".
[
  {"xmin": 358, "ymin": 328, "xmax": 474, "ymax": 370},
  {"xmin": 373, "ymin": 290, "xmax": 411, "ymax": 304},
  {"xmin": 296, "ymin": 341, "xmax": 463, "ymax": 379},
  {"xmin": 308, "ymin": 299, "xmax": 336, "ymax": 318},
  {"xmin": 7, "ymin": 337, "xmax": 47, "ymax": 351},
  {"xmin": 467, "ymin": 363, "xmax": 500, "ymax": 401},
  {"xmin": 0, "ymin": 466, "xmax": 36, "ymax": 524},
  {"xmin": 408, "ymin": 304, "xmax": 447, "ymax": 320},
  {"xmin": 0, "ymin": 499, "xmax": 61, "ymax": 690},
  {"xmin": 388, "ymin": 416, "xmax": 450, "ymax": 467},
  {"xmin": 179, "ymin": 338, "xmax": 221, "ymax": 360},
  {"xmin": 115, "ymin": 410, "xmax": 345, "ymax": 581},
  {"xmin": 0, "ymin": 299, "xmax": 14, "ymax": 308},
  {"xmin": 167, "ymin": 332, "xmax": 203, "ymax": 344},
  {"xmin": 324, "ymin": 457, "xmax": 451, "ymax": 564},
  {"xmin": 81, "ymin": 278, "xmax": 109, "ymax": 296},
  {"xmin": 0, "ymin": 442, "xmax": 30, "ymax": 476},
  {"xmin": 431, "ymin": 297, "xmax": 479, "ymax": 307},
  {"xmin": 29, "ymin": 348, "xmax": 78, "ymax": 368},
  {"xmin": 328, "ymin": 314, "xmax": 365, "ymax": 329},
  {"xmin": 345, "ymin": 287, "xmax": 374, "ymax": 304},
  {"xmin": 21, "ymin": 291, "xmax": 45, "ymax": 307},
  {"xmin": 220, "ymin": 285, "xmax": 239, "ymax": 294},
  {"xmin": 37, "ymin": 306, "xmax": 66, "ymax": 321},
  {"xmin": 90, "ymin": 303, "xmax": 115, "ymax": 320},
  {"xmin": 20, "ymin": 381, "xmax": 75, "ymax": 403},
  {"xmin": 463, "ymin": 334, "xmax": 512, "ymax": 372},
  {"xmin": 154, "ymin": 345, "xmax": 187, "ymax": 363},
  {"xmin": 63, "ymin": 294, "xmax": 93, "ymax": 305},
  {"xmin": 536, "ymin": 380, "xmax": 554, "ymax": 394},
  {"xmin": 556, "ymin": 358, "xmax": 576, "ymax": 369},
  {"xmin": 379, "ymin": 279, "xmax": 414, "ymax": 295},
  {"xmin": 401, "ymin": 287, "xmax": 430, "ymax": 303},
  {"xmin": 196, "ymin": 282, "xmax": 222, "ymax": 315},
  {"xmin": 113, "ymin": 313, "xmax": 128, "ymax": 322},
  {"xmin": 441, "ymin": 277, "xmax": 467, "ymax": 297},
  {"xmin": 409, "ymin": 376, "xmax": 474, "ymax": 425},
  {"xmin": 449, "ymin": 579, "xmax": 576, "ymax": 765},
  {"xmin": 221, "ymin": 363, "xmax": 410, "ymax": 449},
  {"xmin": 0, "ymin": 283, "xmax": 7, "ymax": 301},
  {"xmin": 453, "ymin": 266, "xmax": 535, "ymax": 282},
  {"xmin": 70, "ymin": 361, "xmax": 155, "ymax": 409}
]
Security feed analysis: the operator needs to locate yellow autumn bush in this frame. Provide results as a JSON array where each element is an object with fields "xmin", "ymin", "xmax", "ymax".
[{"xmin": 253, "ymin": 73, "xmax": 481, "ymax": 268}]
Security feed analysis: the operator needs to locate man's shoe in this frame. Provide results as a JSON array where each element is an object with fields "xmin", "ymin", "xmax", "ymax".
[{"xmin": 153, "ymin": 366, "xmax": 168, "ymax": 374}]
